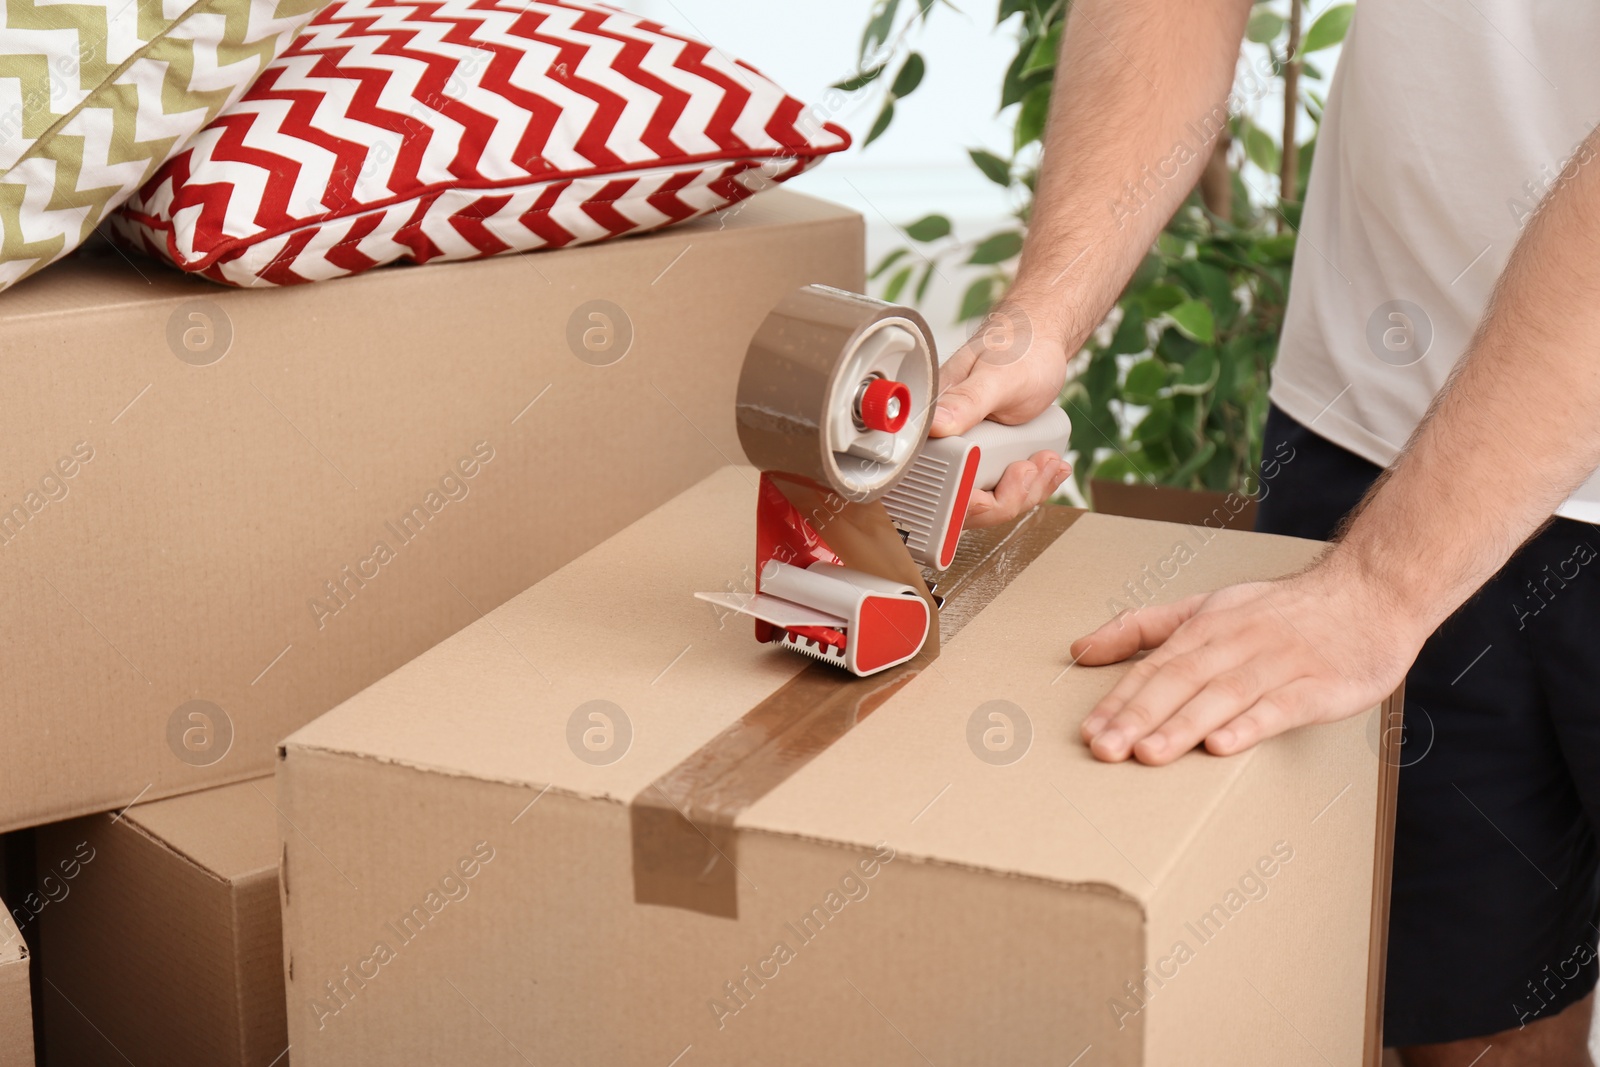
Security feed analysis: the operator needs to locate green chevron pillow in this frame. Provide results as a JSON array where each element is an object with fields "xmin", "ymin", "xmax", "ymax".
[{"xmin": 0, "ymin": 0, "xmax": 326, "ymax": 292}]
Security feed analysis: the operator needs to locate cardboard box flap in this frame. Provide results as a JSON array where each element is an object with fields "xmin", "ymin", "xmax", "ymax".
[
  {"xmin": 122, "ymin": 779, "xmax": 280, "ymax": 883},
  {"xmin": 743, "ymin": 509, "xmax": 1370, "ymax": 905},
  {"xmin": 284, "ymin": 466, "xmax": 812, "ymax": 799},
  {"xmin": 285, "ymin": 466, "xmax": 1368, "ymax": 908}
]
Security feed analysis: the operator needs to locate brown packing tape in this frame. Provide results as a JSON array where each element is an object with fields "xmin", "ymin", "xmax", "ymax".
[
  {"xmin": 766, "ymin": 471, "xmax": 941, "ymax": 652},
  {"xmin": 630, "ymin": 504, "xmax": 1084, "ymax": 918},
  {"xmin": 736, "ymin": 285, "xmax": 936, "ymax": 503}
]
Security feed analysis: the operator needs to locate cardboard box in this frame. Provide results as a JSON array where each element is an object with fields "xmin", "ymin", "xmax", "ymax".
[
  {"xmin": 34, "ymin": 778, "xmax": 284, "ymax": 1067},
  {"xmin": 0, "ymin": 903, "xmax": 31, "ymax": 1067},
  {"xmin": 278, "ymin": 467, "xmax": 1397, "ymax": 1065},
  {"xmin": 0, "ymin": 188, "xmax": 863, "ymax": 832}
]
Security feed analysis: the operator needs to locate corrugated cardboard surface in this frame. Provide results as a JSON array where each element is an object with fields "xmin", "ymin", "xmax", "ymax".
[
  {"xmin": 35, "ymin": 777, "xmax": 285, "ymax": 1067},
  {"xmin": 0, "ymin": 188, "xmax": 863, "ymax": 832},
  {"xmin": 0, "ymin": 903, "xmax": 31, "ymax": 1067},
  {"xmin": 280, "ymin": 466, "xmax": 1385, "ymax": 1065}
]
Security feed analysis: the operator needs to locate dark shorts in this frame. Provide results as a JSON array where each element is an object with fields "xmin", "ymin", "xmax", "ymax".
[{"xmin": 1255, "ymin": 404, "xmax": 1600, "ymax": 1047}]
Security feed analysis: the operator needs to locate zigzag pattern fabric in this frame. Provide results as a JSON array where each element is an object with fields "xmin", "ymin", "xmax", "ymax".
[
  {"xmin": 110, "ymin": 0, "xmax": 851, "ymax": 287},
  {"xmin": 0, "ymin": 0, "xmax": 327, "ymax": 291}
]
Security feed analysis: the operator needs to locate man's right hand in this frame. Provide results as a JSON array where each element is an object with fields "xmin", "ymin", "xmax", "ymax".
[{"xmin": 931, "ymin": 304, "xmax": 1075, "ymax": 527}]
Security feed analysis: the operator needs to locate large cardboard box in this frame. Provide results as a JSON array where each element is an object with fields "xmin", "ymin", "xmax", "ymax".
[
  {"xmin": 0, "ymin": 188, "xmax": 863, "ymax": 832},
  {"xmin": 278, "ymin": 467, "xmax": 1397, "ymax": 1065},
  {"xmin": 0, "ymin": 904, "xmax": 30, "ymax": 1067},
  {"xmin": 35, "ymin": 778, "xmax": 283, "ymax": 1067}
]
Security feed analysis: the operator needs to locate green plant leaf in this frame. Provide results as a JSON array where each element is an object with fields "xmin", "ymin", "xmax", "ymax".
[
  {"xmin": 883, "ymin": 264, "xmax": 915, "ymax": 303},
  {"xmin": 1301, "ymin": 3, "xmax": 1354, "ymax": 53},
  {"xmin": 1125, "ymin": 253, "xmax": 1163, "ymax": 294},
  {"xmin": 1068, "ymin": 403, "xmax": 1115, "ymax": 456},
  {"xmin": 860, "ymin": 0, "xmax": 904, "ymax": 62},
  {"xmin": 1138, "ymin": 284, "xmax": 1186, "ymax": 316},
  {"xmin": 1092, "ymin": 451, "xmax": 1149, "ymax": 486},
  {"xmin": 1245, "ymin": 5, "xmax": 1285, "ymax": 43},
  {"xmin": 957, "ymin": 276, "xmax": 1000, "ymax": 321},
  {"xmin": 831, "ymin": 64, "xmax": 887, "ymax": 92},
  {"xmin": 1134, "ymin": 399, "xmax": 1174, "ymax": 445},
  {"xmin": 968, "ymin": 147, "xmax": 1012, "ymax": 187},
  {"xmin": 914, "ymin": 259, "xmax": 937, "ymax": 302},
  {"xmin": 1296, "ymin": 137, "xmax": 1318, "ymax": 200},
  {"xmin": 1169, "ymin": 439, "xmax": 1218, "ymax": 487},
  {"xmin": 1172, "ymin": 392, "xmax": 1201, "ymax": 441},
  {"xmin": 1175, "ymin": 260, "xmax": 1237, "ymax": 326},
  {"xmin": 1107, "ymin": 306, "xmax": 1148, "ymax": 356},
  {"xmin": 997, "ymin": 0, "xmax": 1031, "ymax": 24},
  {"xmin": 1022, "ymin": 22, "xmax": 1061, "ymax": 76},
  {"xmin": 890, "ymin": 52, "xmax": 926, "ymax": 97},
  {"xmin": 869, "ymin": 247, "xmax": 910, "ymax": 280},
  {"xmin": 968, "ymin": 230, "xmax": 1024, "ymax": 265},
  {"xmin": 1014, "ymin": 83, "xmax": 1051, "ymax": 151},
  {"xmin": 1253, "ymin": 233, "xmax": 1297, "ymax": 263},
  {"xmin": 865, "ymin": 99, "xmax": 895, "ymax": 145},
  {"xmin": 1242, "ymin": 120, "xmax": 1280, "ymax": 175},
  {"xmin": 1076, "ymin": 350, "xmax": 1119, "ymax": 419},
  {"xmin": 1168, "ymin": 300, "xmax": 1215, "ymax": 345},
  {"xmin": 1202, "ymin": 441, "xmax": 1234, "ymax": 490},
  {"xmin": 1157, "ymin": 329, "xmax": 1198, "ymax": 365},
  {"xmin": 904, "ymin": 214, "xmax": 952, "ymax": 242},
  {"xmin": 1123, "ymin": 359, "xmax": 1167, "ymax": 404},
  {"xmin": 1170, "ymin": 346, "xmax": 1219, "ymax": 394},
  {"xmin": 998, "ymin": 41, "xmax": 1049, "ymax": 110}
]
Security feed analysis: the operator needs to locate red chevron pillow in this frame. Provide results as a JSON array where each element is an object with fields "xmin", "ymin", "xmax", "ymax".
[{"xmin": 108, "ymin": 0, "xmax": 849, "ymax": 286}]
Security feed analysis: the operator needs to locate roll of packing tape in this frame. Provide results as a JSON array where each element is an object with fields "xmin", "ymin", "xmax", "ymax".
[{"xmin": 737, "ymin": 284, "xmax": 937, "ymax": 503}]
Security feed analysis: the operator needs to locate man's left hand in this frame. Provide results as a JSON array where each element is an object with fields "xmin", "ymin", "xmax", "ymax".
[{"xmin": 1070, "ymin": 558, "xmax": 1423, "ymax": 764}]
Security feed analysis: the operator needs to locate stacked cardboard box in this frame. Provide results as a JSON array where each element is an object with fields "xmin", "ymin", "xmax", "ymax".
[
  {"xmin": 5, "ymin": 186, "xmax": 1399, "ymax": 1064},
  {"xmin": 35, "ymin": 779, "xmax": 282, "ymax": 1066},
  {"xmin": 2, "ymin": 187, "xmax": 866, "ymax": 1060},
  {"xmin": 0, "ymin": 187, "xmax": 865, "ymax": 835},
  {"xmin": 277, "ymin": 467, "xmax": 1397, "ymax": 1066}
]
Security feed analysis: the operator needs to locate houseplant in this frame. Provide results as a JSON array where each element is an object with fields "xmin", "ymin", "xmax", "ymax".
[{"xmin": 838, "ymin": 0, "xmax": 1352, "ymax": 518}]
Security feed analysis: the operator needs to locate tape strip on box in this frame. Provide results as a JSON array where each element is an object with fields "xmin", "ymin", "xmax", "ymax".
[{"xmin": 630, "ymin": 504, "xmax": 1083, "ymax": 918}]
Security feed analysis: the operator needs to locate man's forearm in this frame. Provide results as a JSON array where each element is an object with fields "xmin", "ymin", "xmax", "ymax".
[
  {"xmin": 1007, "ymin": 0, "xmax": 1253, "ymax": 346},
  {"xmin": 1333, "ymin": 128, "xmax": 1600, "ymax": 635}
]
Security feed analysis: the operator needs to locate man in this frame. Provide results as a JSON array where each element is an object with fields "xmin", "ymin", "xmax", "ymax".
[{"xmin": 928, "ymin": 0, "xmax": 1600, "ymax": 1063}]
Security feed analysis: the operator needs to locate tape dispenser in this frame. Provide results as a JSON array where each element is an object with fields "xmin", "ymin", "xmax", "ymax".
[{"xmin": 696, "ymin": 284, "xmax": 1071, "ymax": 677}]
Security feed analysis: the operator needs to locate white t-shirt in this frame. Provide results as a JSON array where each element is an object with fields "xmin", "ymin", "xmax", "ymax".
[{"xmin": 1270, "ymin": 0, "xmax": 1600, "ymax": 522}]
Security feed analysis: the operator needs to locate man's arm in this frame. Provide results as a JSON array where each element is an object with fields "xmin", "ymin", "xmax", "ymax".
[
  {"xmin": 936, "ymin": 0, "xmax": 1254, "ymax": 527},
  {"xmin": 1073, "ymin": 127, "xmax": 1600, "ymax": 764}
]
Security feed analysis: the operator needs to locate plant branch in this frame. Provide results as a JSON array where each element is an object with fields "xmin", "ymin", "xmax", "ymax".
[{"xmin": 1278, "ymin": 0, "xmax": 1302, "ymax": 225}]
